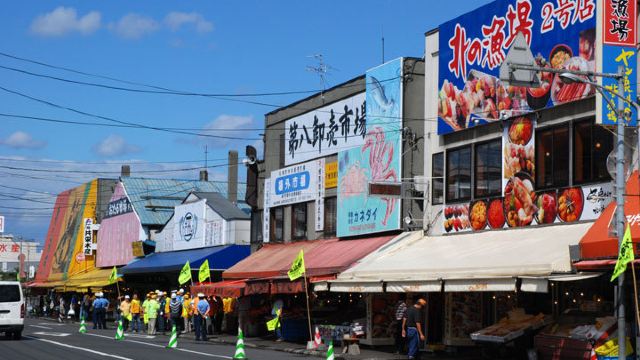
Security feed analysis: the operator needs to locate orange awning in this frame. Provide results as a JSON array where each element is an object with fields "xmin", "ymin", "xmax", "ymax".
[
  {"xmin": 192, "ymin": 280, "xmax": 247, "ymax": 298},
  {"xmin": 580, "ymin": 171, "xmax": 640, "ymax": 260}
]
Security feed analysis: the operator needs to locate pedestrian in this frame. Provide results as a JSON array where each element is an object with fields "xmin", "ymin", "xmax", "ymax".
[
  {"xmin": 70, "ymin": 294, "xmax": 78, "ymax": 321},
  {"xmin": 147, "ymin": 293, "xmax": 160, "ymax": 335},
  {"xmin": 92, "ymin": 292, "xmax": 108, "ymax": 330},
  {"xmin": 58, "ymin": 295, "xmax": 66, "ymax": 323},
  {"xmin": 182, "ymin": 293, "xmax": 192, "ymax": 333},
  {"xmin": 157, "ymin": 291, "xmax": 166, "ymax": 335},
  {"xmin": 214, "ymin": 296, "xmax": 224, "ymax": 334},
  {"xmin": 120, "ymin": 295, "xmax": 131, "ymax": 331},
  {"xmin": 80, "ymin": 293, "xmax": 91, "ymax": 321},
  {"xmin": 194, "ymin": 293, "xmax": 209, "ymax": 341},
  {"xmin": 130, "ymin": 294, "xmax": 141, "ymax": 333},
  {"xmin": 142, "ymin": 292, "xmax": 151, "ymax": 332},
  {"xmin": 394, "ymin": 294, "xmax": 408, "ymax": 354},
  {"xmin": 402, "ymin": 298, "xmax": 426, "ymax": 360},
  {"xmin": 271, "ymin": 298, "xmax": 284, "ymax": 341},
  {"xmin": 169, "ymin": 293, "xmax": 182, "ymax": 337}
]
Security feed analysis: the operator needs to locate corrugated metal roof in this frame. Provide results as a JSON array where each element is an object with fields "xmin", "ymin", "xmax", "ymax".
[
  {"xmin": 122, "ymin": 177, "xmax": 247, "ymax": 226},
  {"xmin": 193, "ymin": 192, "xmax": 250, "ymax": 221}
]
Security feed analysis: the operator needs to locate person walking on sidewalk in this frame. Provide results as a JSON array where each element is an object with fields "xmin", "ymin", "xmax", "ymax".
[
  {"xmin": 157, "ymin": 291, "xmax": 166, "ymax": 335},
  {"xmin": 394, "ymin": 295, "xmax": 408, "ymax": 354},
  {"xmin": 402, "ymin": 298, "xmax": 426, "ymax": 360},
  {"xmin": 130, "ymin": 294, "xmax": 141, "ymax": 333},
  {"xmin": 194, "ymin": 293, "xmax": 209, "ymax": 341},
  {"xmin": 119, "ymin": 295, "xmax": 131, "ymax": 331},
  {"xmin": 146, "ymin": 294, "xmax": 160, "ymax": 335},
  {"xmin": 169, "ymin": 293, "xmax": 183, "ymax": 337}
]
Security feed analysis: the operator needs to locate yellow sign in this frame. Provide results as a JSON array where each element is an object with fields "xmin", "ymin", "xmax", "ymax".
[
  {"xmin": 611, "ymin": 224, "xmax": 635, "ymax": 282},
  {"xmin": 325, "ymin": 161, "xmax": 337, "ymax": 188},
  {"xmin": 178, "ymin": 261, "xmax": 192, "ymax": 285},
  {"xmin": 288, "ymin": 249, "xmax": 306, "ymax": 281},
  {"xmin": 131, "ymin": 241, "xmax": 144, "ymax": 257},
  {"xmin": 198, "ymin": 259, "xmax": 210, "ymax": 283}
]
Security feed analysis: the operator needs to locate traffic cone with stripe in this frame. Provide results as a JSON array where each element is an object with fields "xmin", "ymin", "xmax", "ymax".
[
  {"xmin": 115, "ymin": 320, "xmax": 124, "ymax": 340},
  {"xmin": 313, "ymin": 326, "xmax": 322, "ymax": 348},
  {"xmin": 326, "ymin": 341, "xmax": 334, "ymax": 360},
  {"xmin": 233, "ymin": 327, "xmax": 247, "ymax": 359},
  {"xmin": 78, "ymin": 316, "xmax": 87, "ymax": 334},
  {"xmin": 166, "ymin": 325, "xmax": 178, "ymax": 349}
]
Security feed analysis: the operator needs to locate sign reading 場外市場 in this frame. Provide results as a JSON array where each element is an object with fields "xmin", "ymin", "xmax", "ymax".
[
  {"xmin": 437, "ymin": 0, "xmax": 599, "ymax": 135},
  {"xmin": 285, "ymin": 93, "xmax": 366, "ymax": 165}
]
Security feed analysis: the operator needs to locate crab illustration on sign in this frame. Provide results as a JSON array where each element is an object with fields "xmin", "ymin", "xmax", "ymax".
[{"xmin": 363, "ymin": 127, "xmax": 398, "ymax": 225}]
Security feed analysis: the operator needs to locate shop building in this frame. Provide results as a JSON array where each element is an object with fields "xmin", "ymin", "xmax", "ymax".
[{"xmin": 0, "ymin": 234, "xmax": 42, "ymax": 279}]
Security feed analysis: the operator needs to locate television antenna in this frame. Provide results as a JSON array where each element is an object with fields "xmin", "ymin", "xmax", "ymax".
[{"xmin": 306, "ymin": 54, "xmax": 338, "ymax": 100}]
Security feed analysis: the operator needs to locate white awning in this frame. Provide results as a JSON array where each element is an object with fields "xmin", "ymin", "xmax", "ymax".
[
  {"xmin": 331, "ymin": 223, "xmax": 591, "ymax": 292},
  {"xmin": 329, "ymin": 281, "xmax": 383, "ymax": 293},
  {"xmin": 520, "ymin": 272, "xmax": 604, "ymax": 293},
  {"xmin": 386, "ymin": 280, "xmax": 442, "ymax": 293}
]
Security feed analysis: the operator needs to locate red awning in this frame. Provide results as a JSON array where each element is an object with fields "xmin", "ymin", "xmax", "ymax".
[
  {"xmin": 223, "ymin": 235, "xmax": 395, "ymax": 280},
  {"xmin": 580, "ymin": 171, "xmax": 640, "ymax": 260},
  {"xmin": 575, "ymin": 259, "xmax": 640, "ymax": 271},
  {"xmin": 191, "ymin": 280, "xmax": 247, "ymax": 298}
]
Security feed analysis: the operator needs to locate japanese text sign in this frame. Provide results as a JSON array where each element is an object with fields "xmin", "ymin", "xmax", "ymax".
[
  {"xmin": 603, "ymin": 0, "xmax": 636, "ymax": 46},
  {"xmin": 83, "ymin": 218, "xmax": 93, "ymax": 256},
  {"xmin": 0, "ymin": 215, "xmax": 4, "ymax": 233},
  {"xmin": 268, "ymin": 159, "xmax": 324, "ymax": 207},
  {"xmin": 337, "ymin": 58, "xmax": 403, "ymax": 237},
  {"xmin": 438, "ymin": 0, "xmax": 597, "ymax": 135},
  {"xmin": 285, "ymin": 92, "xmax": 366, "ymax": 165}
]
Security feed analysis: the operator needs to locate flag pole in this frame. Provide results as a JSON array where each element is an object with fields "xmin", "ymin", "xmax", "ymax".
[
  {"xmin": 303, "ymin": 270, "xmax": 312, "ymax": 342},
  {"xmin": 630, "ymin": 261, "xmax": 640, "ymax": 332}
]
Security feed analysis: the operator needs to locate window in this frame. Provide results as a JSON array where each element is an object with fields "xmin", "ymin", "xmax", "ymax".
[
  {"xmin": 292, "ymin": 202, "xmax": 307, "ymax": 240},
  {"xmin": 446, "ymin": 146, "xmax": 472, "ymax": 202},
  {"xmin": 574, "ymin": 120, "xmax": 613, "ymax": 184},
  {"xmin": 536, "ymin": 125, "xmax": 569, "ymax": 189},
  {"xmin": 432, "ymin": 152, "xmax": 444, "ymax": 205},
  {"xmin": 324, "ymin": 197, "xmax": 337, "ymax": 237},
  {"xmin": 0, "ymin": 285, "xmax": 20, "ymax": 302},
  {"xmin": 270, "ymin": 207, "xmax": 284, "ymax": 242},
  {"xmin": 475, "ymin": 140, "xmax": 502, "ymax": 197}
]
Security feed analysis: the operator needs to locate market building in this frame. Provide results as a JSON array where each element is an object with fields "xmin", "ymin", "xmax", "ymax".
[
  {"xmin": 218, "ymin": 57, "xmax": 427, "ymax": 341},
  {"xmin": 0, "ymin": 234, "xmax": 42, "ymax": 279}
]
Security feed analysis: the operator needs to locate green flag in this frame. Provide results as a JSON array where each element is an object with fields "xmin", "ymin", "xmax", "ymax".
[
  {"xmin": 16, "ymin": 272, "xmax": 20, "ymax": 282},
  {"xmin": 288, "ymin": 249, "xmax": 306, "ymax": 281},
  {"xmin": 611, "ymin": 224, "xmax": 635, "ymax": 282},
  {"xmin": 178, "ymin": 261, "xmax": 192, "ymax": 285},
  {"xmin": 108, "ymin": 266, "xmax": 118, "ymax": 284},
  {"xmin": 198, "ymin": 259, "xmax": 210, "ymax": 283},
  {"xmin": 266, "ymin": 317, "xmax": 281, "ymax": 331}
]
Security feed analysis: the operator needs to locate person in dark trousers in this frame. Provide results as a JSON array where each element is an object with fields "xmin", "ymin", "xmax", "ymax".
[
  {"xmin": 194, "ymin": 293, "xmax": 209, "ymax": 341},
  {"xmin": 157, "ymin": 292, "xmax": 166, "ymax": 335},
  {"xmin": 394, "ymin": 295, "xmax": 408, "ymax": 354},
  {"xmin": 168, "ymin": 293, "xmax": 183, "ymax": 337},
  {"xmin": 402, "ymin": 298, "xmax": 426, "ymax": 360}
]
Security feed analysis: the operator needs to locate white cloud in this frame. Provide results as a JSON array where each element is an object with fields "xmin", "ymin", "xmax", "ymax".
[
  {"xmin": 30, "ymin": 7, "xmax": 101, "ymax": 37},
  {"xmin": 197, "ymin": 115, "xmax": 256, "ymax": 148},
  {"xmin": 164, "ymin": 12, "xmax": 213, "ymax": 33},
  {"xmin": 92, "ymin": 135, "xmax": 141, "ymax": 157},
  {"xmin": 110, "ymin": 13, "xmax": 159, "ymax": 39},
  {"xmin": 0, "ymin": 131, "xmax": 47, "ymax": 149}
]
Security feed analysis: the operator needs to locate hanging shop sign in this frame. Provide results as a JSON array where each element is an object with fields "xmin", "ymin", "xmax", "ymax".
[
  {"xmin": 337, "ymin": 58, "xmax": 403, "ymax": 237},
  {"xmin": 437, "ymin": 0, "xmax": 597, "ymax": 135},
  {"xmin": 263, "ymin": 178, "xmax": 271, "ymax": 243},
  {"xmin": 268, "ymin": 159, "xmax": 325, "ymax": 207},
  {"xmin": 285, "ymin": 92, "xmax": 366, "ymax": 165},
  {"xmin": 596, "ymin": 0, "xmax": 637, "ymax": 127},
  {"xmin": 83, "ymin": 218, "xmax": 93, "ymax": 256},
  {"xmin": 0, "ymin": 215, "xmax": 4, "ymax": 233},
  {"xmin": 325, "ymin": 161, "xmax": 338, "ymax": 189},
  {"xmin": 131, "ymin": 241, "xmax": 145, "ymax": 258},
  {"xmin": 173, "ymin": 200, "xmax": 207, "ymax": 251}
]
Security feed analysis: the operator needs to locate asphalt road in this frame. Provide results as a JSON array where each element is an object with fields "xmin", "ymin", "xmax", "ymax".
[{"xmin": 1, "ymin": 318, "xmax": 307, "ymax": 360}]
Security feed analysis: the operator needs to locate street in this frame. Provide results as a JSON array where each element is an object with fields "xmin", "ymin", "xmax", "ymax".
[{"xmin": 0, "ymin": 318, "xmax": 306, "ymax": 360}]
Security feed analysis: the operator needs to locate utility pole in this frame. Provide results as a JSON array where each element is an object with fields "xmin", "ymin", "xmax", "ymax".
[{"xmin": 615, "ymin": 64, "xmax": 626, "ymax": 359}]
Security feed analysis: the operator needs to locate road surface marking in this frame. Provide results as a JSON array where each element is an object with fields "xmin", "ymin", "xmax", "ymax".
[
  {"xmin": 32, "ymin": 331, "xmax": 71, "ymax": 337},
  {"xmin": 39, "ymin": 322, "xmax": 65, "ymax": 326},
  {"xmin": 24, "ymin": 335, "xmax": 134, "ymax": 360},
  {"xmin": 29, "ymin": 325, "xmax": 52, "ymax": 329},
  {"xmin": 85, "ymin": 333, "xmax": 232, "ymax": 359},
  {"xmin": 127, "ymin": 333, "xmax": 155, "ymax": 339}
]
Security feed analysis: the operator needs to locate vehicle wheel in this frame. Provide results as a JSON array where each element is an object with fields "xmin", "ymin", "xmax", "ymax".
[{"xmin": 12, "ymin": 331, "xmax": 22, "ymax": 340}]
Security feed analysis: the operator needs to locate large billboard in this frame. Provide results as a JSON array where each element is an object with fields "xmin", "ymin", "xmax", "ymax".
[
  {"xmin": 438, "ymin": 0, "xmax": 597, "ymax": 135},
  {"xmin": 285, "ymin": 92, "xmax": 366, "ymax": 165},
  {"xmin": 173, "ymin": 199, "xmax": 207, "ymax": 251},
  {"xmin": 337, "ymin": 58, "xmax": 403, "ymax": 237}
]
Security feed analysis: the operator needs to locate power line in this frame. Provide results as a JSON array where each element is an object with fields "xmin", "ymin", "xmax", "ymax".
[{"xmin": 0, "ymin": 155, "xmax": 227, "ymax": 165}]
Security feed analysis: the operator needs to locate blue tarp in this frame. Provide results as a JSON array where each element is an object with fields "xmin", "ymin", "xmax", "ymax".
[{"xmin": 121, "ymin": 245, "xmax": 250, "ymax": 275}]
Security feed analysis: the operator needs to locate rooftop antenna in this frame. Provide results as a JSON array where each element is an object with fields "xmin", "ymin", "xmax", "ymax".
[
  {"xmin": 204, "ymin": 145, "xmax": 208, "ymax": 169},
  {"xmin": 381, "ymin": 24, "xmax": 385, "ymax": 64},
  {"xmin": 306, "ymin": 54, "xmax": 338, "ymax": 101}
]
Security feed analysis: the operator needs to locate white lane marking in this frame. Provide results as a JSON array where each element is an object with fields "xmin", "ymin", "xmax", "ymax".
[
  {"xmin": 85, "ymin": 333, "xmax": 232, "ymax": 359},
  {"xmin": 29, "ymin": 325, "xmax": 52, "ymax": 329},
  {"xmin": 24, "ymin": 335, "xmax": 134, "ymax": 360},
  {"xmin": 32, "ymin": 331, "xmax": 70, "ymax": 337},
  {"xmin": 127, "ymin": 333, "xmax": 155, "ymax": 339},
  {"xmin": 39, "ymin": 322, "xmax": 65, "ymax": 326}
]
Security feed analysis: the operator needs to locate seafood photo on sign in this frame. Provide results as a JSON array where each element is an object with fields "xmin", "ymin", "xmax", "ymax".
[
  {"xmin": 503, "ymin": 174, "xmax": 537, "ymax": 228},
  {"xmin": 503, "ymin": 116, "xmax": 535, "ymax": 180}
]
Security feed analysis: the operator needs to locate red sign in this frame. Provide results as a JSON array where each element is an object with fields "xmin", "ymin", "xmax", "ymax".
[{"xmin": 603, "ymin": 0, "xmax": 637, "ymax": 46}]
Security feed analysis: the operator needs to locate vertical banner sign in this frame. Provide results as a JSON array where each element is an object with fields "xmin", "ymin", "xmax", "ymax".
[
  {"xmin": 316, "ymin": 159, "xmax": 325, "ymax": 232},
  {"xmin": 597, "ymin": 0, "xmax": 637, "ymax": 127},
  {"xmin": 0, "ymin": 215, "xmax": 4, "ymax": 233},
  {"xmin": 325, "ymin": 161, "xmax": 338, "ymax": 189},
  {"xmin": 337, "ymin": 58, "xmax": 403, "ymax": 237},
  {"xmin": 502, "ymin": 116, "xmax": 536, "ymax": 227},
  {"xmin": 263, "ymin": 178, "xmax": 271, "ymax": 243},
  {"xmin": 83, "ymin": 218, "xmax": 93, "ymax": 256},
  {"xmin": 437, "ymin": 0, "xmax": 597, "ymax": 135}
]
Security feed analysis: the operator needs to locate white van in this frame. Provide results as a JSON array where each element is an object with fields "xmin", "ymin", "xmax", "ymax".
[{"xmin": 0, "ymin": 281, "xmax": 24, "ymax": 340}]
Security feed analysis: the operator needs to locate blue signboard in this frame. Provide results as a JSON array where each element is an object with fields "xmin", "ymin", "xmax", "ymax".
[
  {"xmin": 337, "ymin": 58, "xmax": 403, "ymax": 237},
  {"xmin": 438, "ymin": 0, "xmax": 597, "ymax": 135},
  {"xmin": 600, "ymin": 46, "xmax": 637, "ymax": 126},
  {"xmin": 274, "ymin": 171, "xmax": 310, "ymax": 196}
]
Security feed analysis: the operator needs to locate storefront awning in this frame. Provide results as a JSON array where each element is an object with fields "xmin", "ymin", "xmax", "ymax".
[
  {"xmin": 65, "ymin": 268, "xmax": 119, "ymax": 288},
  {"xmin": 519, "ymin": 273, "xmax": 604, "ymax": 293},
  {"xmin": 121, "ymin": 245, "xmax": 250, "ymax": 275},
  {"xmin": 191, "ymin": 279, "xmax": 247, "ymax": 298},
  {"xmin": 223, "ymin": 236, "xmax": 394, "ymax": 280},
  {"xmin": 580, "ymin": 172, "xmax": 640, "ymax": 260},
  {"xmin": 327, "ymin": 224, "xmax": 591, "ymax": 292}
]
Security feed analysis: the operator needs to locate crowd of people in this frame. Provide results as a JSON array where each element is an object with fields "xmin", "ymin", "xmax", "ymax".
[{"xmin": 38, "ymin": 289, "xmax": 230, "ymax": 341}]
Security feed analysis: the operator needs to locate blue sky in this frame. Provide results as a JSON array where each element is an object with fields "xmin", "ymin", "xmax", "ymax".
[{"xmin": 0, "ymin": 0, "xmax": 492, "ymax": 241}]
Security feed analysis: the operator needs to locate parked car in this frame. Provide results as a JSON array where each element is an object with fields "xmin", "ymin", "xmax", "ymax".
[{"xmin": 0, "ymin": 281, "xmax": 24, "ymax": 340}]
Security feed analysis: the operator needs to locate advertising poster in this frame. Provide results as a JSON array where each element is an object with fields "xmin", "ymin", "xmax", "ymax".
[
  {"xmin": 285, "ymin": 92, "xmax": 366, "ymax": 165},
  {"xmin": 337, "ymin": 58, "xmax": 403, "ymax": 237},
  {"xmin": 268, "ymin": 159, "xmax": 324, "ymax": 207},
  {"xmin": 438, "ymin": 0, "xmax": 596, "ymax": 135},
  {"xmin": 96, "ymin": 182, "xmax": 146, "ymax": 267},
  {"xmin": 173, "ymin": 199, "xmax": 207, "ymax": 251}
]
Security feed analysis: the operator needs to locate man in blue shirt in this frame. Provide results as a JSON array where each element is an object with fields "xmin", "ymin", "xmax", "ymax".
[
  {"xmin": 194, "ymin": 293, "xmax": 209, "ymax": 341},
  {"xmin": 92, "ymin": 292, "xmax": 110, "ymax": 330}
]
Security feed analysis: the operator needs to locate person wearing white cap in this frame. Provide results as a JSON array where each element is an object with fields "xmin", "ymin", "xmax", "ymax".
[
  {"xmin": 120, "ymin": 295, "xmax": 132, "ymax": 331},
  {"xmin": 92, "ymin": 292, "xmax": 109, "ymax": 330},
  {"xmin": 194, "ymin": 293, "xmax": 209, "ymax": 341}
]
